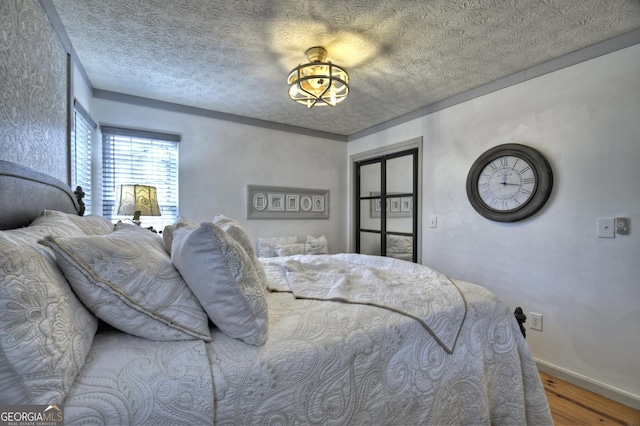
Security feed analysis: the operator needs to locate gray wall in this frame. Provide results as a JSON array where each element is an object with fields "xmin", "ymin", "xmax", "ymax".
[
  {"xmin": 348, "ymin": 43, "xmax": 640, "ymax": 406},
  {"xmin": 0, "ymin": 0, "xmax": 68, "ymax": 182}
]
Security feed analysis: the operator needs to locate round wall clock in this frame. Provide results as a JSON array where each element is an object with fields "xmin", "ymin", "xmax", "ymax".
[{"xmin": 466, "ymin": 143, "xmax": 553, "ymax": 222}]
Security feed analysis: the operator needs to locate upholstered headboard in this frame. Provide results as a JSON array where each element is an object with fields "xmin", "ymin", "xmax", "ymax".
[{"xmin": 0, "ymin": 160, "xmax": 84, "ymax": 230}]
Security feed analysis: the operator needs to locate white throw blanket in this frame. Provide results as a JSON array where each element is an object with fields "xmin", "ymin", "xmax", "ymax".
[{"xmin": 265, "ymin": 253, "xmax": 466, "ymax": 353}]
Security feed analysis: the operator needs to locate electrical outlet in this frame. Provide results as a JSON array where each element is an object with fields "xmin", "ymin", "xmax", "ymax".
[
  {"xmin": 615, "ymin": 217, "xmax": 629, "ymax": 235},
  {"xmin": 530, "ymin": 313, "xmax": 543, "ymax": 332}
]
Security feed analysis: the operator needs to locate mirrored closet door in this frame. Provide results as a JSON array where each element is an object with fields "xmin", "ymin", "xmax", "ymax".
[{"xmin": 355, "ymin": 148, "xmax": 418, "ymax": 263}]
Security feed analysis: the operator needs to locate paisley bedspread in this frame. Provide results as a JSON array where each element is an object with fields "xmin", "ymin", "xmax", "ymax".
[
  {"xmin": 210, "ymin": 254, "xmax": 552, "ymax": 425},
  {"xmin": 64, "ymin": 329, "xmax": 215, "ymax": 425},
  {"xmin": 63, "ymin": 254, "xmax": 551, "ymax": 425},
  {"xmin": 271, "ymin": 253, "xmax": 466, "ymax": 353}
]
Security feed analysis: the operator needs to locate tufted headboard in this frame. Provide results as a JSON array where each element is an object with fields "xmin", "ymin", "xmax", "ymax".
[{"xmin": 0, "ymin": 160, "xmax": 84, "ymax": 230}]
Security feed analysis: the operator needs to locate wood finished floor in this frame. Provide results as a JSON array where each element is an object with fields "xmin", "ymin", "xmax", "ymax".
[{"xmin": 541, "ymin": 372, "xmax": 640, "ymax": 425}]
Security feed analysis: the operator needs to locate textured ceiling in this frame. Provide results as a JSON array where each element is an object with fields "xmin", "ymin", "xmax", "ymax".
[{"xmin": 51, "ymin": 0, "xmax": 640, "ymax": 136}]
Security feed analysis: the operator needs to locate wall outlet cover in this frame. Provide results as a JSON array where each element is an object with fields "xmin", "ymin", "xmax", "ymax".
[
  {"xmin": 530, "ymin": 312, "xmax": 543, "ymax": 331},
  {"xmin": 615, "ymin": 217, "xmax": 629, "ymax": 235}
]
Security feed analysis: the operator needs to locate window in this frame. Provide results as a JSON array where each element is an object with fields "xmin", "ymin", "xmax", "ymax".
[
  {"xmin": 101, "ymin": 126, "xmax": 179, "ymax": 229},
  {"xmin": 71, "ymin": 100, "xmax": 96, "ymax": 214}
]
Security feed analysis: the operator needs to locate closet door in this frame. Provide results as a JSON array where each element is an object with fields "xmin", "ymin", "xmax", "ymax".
[
  {"xmin": 355, "ymin": 148, "xmax": 418, "ymax": 262},
  {"xmin": 357, "ymin": 160, "xmax": 383, "ymax": 256}
]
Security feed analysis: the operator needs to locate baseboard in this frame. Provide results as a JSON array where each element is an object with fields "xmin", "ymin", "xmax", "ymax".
[{"xmin": 536, "ymin": 358, "xmax": 640, "ymax": 410}]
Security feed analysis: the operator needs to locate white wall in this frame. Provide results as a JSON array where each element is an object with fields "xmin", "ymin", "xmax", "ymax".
[
  {"xmin": 91, "ymin": 99, "xmax": 349, "ymax": 253},
  {"xmin": 349, "ymin": 44, "xmax": 640, "ymax": 405},
  {"xmin": 72, "ymin": 62, "xmax": 93, "ymax": 111}
]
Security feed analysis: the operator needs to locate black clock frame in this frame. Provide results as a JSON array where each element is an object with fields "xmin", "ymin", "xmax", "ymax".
[{"xmin": 466, "ymin": 143, "xmax": 553, "ymax": 222}]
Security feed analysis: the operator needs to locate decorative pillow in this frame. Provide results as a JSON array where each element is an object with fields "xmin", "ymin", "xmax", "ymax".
[
  {"xmin": 162, "ymin": 225, "xmax": 174, "ymax": 254},
  {"xmin": 115, "ymin": 221, "xmax": 165, "ymax": 252},
  {"xmin": 172, "ymin": 222, "xmax": 269, "ymax": 345},
  {"xmin": 0, "ymin": 215, "xmax": 98, "ymax": 404},
  {"xmin": 213, "ymin": 214, "xmax": 268, "ymax": 288},
  {"xmin": 275, "ymin": 243, "xmax": 305, "ymax": 257},
  {"xmin": 69, "ymin": 214, "xmax": 114, "ymax": 235},
  {"xmin": 40, "ymin": 227, "xmax": 211, "ymax": 342},
  {"xmin": 28, "ymin": 209, "xmax": 82, "ymax": 233},
  {"xmin": 257, "ymin": 235, "xmax": 297, "ymax": 258},
  {"xmin": 33, "ymin": 210, "xmax": 114, "ymax": 235},
  {"xmin": 305, "ymin": 235, "xmax": 329, "ymax": 255},
  {"xmin": 162, "ymin": 216, "xmax": 198, "ymax": 255}
]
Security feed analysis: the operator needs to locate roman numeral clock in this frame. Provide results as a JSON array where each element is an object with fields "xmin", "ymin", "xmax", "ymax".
[{"xmin": 466, "ymin": 144, "xmax": 553, "ymax": 222}]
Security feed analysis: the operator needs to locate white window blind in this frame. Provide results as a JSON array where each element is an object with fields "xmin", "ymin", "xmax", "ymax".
[
  {"xmin": 101, "ymin": 126, "xmax": 179, "ymax": 229},
  {"xmin": 71, "ymin": 100, "xmax": 96, "ymax": 214}
]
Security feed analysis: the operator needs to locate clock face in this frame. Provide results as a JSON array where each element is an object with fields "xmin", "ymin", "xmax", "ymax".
[
  {"xmin": 477, "ymin": 155, "xmax": 536, "ymax": 211},
  {"xmin": 466, "ymin": 144, "xmax": 553, "ymax": 222}
]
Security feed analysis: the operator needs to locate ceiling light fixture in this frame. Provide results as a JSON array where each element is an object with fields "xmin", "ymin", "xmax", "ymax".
[{"xmin": 288, "ymin": 46, "xmax": 349, "ymax": 108}]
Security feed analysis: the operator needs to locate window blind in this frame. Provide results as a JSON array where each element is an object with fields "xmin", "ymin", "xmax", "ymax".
[
  {"xmin": 72, "ymin": 100, "xmax": 96, "ymax": 214},
  {"xmin": 101, "ymin": 126, "xmax": 179, "ymax": 229}
]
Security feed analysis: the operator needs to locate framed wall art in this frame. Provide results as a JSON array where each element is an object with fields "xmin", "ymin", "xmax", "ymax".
[
  {"xmin": 268, "ymin": 193, "xmax": 285, "ymax": 211},
  {"xmin": 286, "ymin": 194, "xmax": 299, "ymax": 211},
  {"xmin": 248, "ymin": 185, "xmax": 329, "ymax": 219},
  {"xmin": 370, "ymin": 192, "xmax": 413, "ymax": 218}
]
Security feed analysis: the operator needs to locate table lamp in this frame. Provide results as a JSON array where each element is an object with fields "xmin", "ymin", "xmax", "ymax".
[{"xmin": 116, "ymin": 184, "xmax": 161, "ymax": 225}]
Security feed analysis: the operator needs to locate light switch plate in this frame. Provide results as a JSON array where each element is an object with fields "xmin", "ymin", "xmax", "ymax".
[{"xmin": 597, "ymin": 218, "xmax": 615, "ymax": 238}]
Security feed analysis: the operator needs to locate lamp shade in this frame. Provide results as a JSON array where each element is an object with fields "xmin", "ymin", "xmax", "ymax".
[{"xmin": 117, "ymin": 185, "xmax": 161, "ymax": 217}]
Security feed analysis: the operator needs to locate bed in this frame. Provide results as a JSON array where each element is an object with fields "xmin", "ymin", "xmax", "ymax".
[{"xmin": 0, "ymin": 160, "xmax": 552, "ymax": 425}]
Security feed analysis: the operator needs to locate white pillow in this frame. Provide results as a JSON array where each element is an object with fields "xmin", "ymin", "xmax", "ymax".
[
  {"xmin": 275, "ymin": 243, "xmax": 305, "ymax": 257},
  {"xmin": 172, "ymin": 222, "xmax": 269, "ymax": 345},
  {"xmin": 40, "ymin": 227, "xmax": 211, "ymax": 342},
  {"xmin": 33, "ymin": 210, "xmax": 115, "ymax": 235},
  {"xmin": 257, "ymin": 235, "xmax": 297, "ymax": 258},
  {"xmin": 28, "ymin": 209, "xmax": 83, "ymax": 233},
  {"xmin": 115, "ymin": 221, "xmax": 166, "ymax": 252},
  {"xmin": 64, "ymin": 212, "xmax": 114, "ymax": 235},
  {"xmin": 162, "ymin": 225, "xmax": 175, "ymax": 254},
  {"xmin": 213, "ymin": 214, "xmax": 268, "ymax": 288},
  {"xmin": 0, "ymin": 213, "xmax": 98, "ymax": 404},
  {"xmin": 305, "ymin": 235, "xmax": 329, "ymax": 255},
  {"xmin": 162, "ymin": 216, "xmax": 198, "ymax": 255}
]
